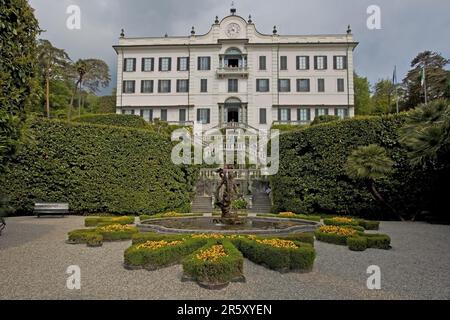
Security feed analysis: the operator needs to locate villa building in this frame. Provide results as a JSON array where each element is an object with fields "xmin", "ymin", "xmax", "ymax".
[{"xmin": 113, "ymin": 7, "xmax": 358, "ymax": 130}]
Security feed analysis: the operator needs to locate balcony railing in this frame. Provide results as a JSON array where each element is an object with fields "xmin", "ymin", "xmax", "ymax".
[{"xmin": 216, "ymin": 66, "xmax": 249, "ymax": 78}]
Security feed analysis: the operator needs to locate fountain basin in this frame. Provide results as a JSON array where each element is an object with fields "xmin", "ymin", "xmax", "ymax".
[{"xmin": 138, "ymin": 216, "xmax": 321, "ymax": 235}]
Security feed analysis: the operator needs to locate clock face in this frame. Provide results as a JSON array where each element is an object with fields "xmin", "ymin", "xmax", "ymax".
[{"xmin": 226, "ymin": 23, "xmax": 241, "ymax": 38}]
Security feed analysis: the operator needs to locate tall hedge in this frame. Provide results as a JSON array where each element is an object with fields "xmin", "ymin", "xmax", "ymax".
[
  {"xmin": 1, "ymin": 119, "xmax": 198, "ymax": 215},
  {"xmin": 72, "ymin": 114, "xmax": 148, "ymax": 128},
  {"xmin": 271, "ymin": 115, "xmax": 430, "ymax": 220}
]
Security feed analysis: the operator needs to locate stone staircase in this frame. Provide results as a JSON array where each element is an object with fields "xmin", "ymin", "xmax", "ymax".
[
  {"xmin": 191, "ymin": 196, "xmax": 213, "ymax": 213},
  {"xmin": 250, "ymin": 193, "xmax": 272, "ymax": 214}
]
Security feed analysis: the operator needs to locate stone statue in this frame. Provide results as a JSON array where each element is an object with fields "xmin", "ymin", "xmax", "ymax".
[{"xmin": 215, "ymin": 166, "xmax": 241, "ymax": 224}]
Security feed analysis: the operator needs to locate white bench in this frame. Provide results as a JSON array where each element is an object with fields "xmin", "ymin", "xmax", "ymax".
[{"xmin": 34, "ymin": 203, "xmax": 69, "ymax": 218}]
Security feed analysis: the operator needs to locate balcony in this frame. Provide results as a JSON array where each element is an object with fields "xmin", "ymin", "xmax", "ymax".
[{"xmin": 216, "ymin": 66, "xmax": 249, "ymax": 78}]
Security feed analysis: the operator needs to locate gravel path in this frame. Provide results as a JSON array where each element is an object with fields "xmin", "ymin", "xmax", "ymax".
[{"xmin": 0, "ymin": 216, "xmax": 449, "ymax": 300}]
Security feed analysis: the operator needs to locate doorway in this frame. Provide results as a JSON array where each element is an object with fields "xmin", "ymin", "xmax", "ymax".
[{"xmin": 227, "ymin": 108, "xmax": 239, "ymax": 123}]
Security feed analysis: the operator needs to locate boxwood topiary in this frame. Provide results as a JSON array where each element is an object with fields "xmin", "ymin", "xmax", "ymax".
[
  {"xmin": 347, "ymin": 236, "xmax": 368, "ymax": 251},
  {"xmin": 365, "ymin": 234, "xmax": 391, "ymax": 249}
]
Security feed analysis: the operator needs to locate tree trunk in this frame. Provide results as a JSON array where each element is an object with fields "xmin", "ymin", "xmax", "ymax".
[
  {"xmin": 367, "ymin": 180, "xmax": 405, "ymax": 221},
  {"xmin": 46, "ymin": 77, "xmax": 50, "ymax": 118}
]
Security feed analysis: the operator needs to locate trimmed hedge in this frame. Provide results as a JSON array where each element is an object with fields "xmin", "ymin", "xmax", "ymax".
[
  {"xmin": 85, "ymin": 216, "xmax": 135, "ymax": 227},
  {"xmin": 323, "ymin": 217, "xmax": 380, "ymax": 231},
  {"xmin": 270, "ymin": 114, "xmax": 427, "ymax": 220},
  {"xmin": 182, "ymin": 240, "xmax": 244, "ymax": 286},
  {"xmin": 131, "ymin": 232, "xmax": 187, "ymax": 245},
  {"xmin": 98, "ymin": 227, "xmax": 138, "ymax": 241},
  {"xmin": 232, "ymin": 238, "xmax": 315, "ymax": 272},
  {"xmin": 268, "ymin": 233, "xmax": 315, "ymax": 246},
  {"xmin": 124, "ymin": 238, "xmax": 207, "ymax": 270},
  {"xmin": 1, "ymin": 119, "xmax": 198, "ymax": 215},
  {"xmin": 72, "ymin": 114, "xmax": 148, "ymax": 128},
  {"xmin": 358, "ymin": 220, "xmax": 380, "ymax": 231},
  {"xmin": 315, "ymin": 228, "xmax": 391, "ymax": 251},
  {"xmin": 347, "ymin": 236, "xmax": 368, "ymax": 251},
  {"xmin": 67, "ymin": 225, "xmax": 137, "ymax": 246},
  {"xmin": 257, "ymin": 213, "xmax": 321, "ymax": 222},
  {"xmin": 314, "ymin": 230, "xmax": 351, "ymax": 246},
  {"xmin": 365, "ymin": 234, "xmax": 391, "ymax": 250}
]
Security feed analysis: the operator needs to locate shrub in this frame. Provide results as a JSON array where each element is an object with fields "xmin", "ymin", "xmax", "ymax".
[
  {"xmin": 258, "ymin": 213, "xmax": 321, "ymax": 222},
  {"xmin": 314, "ymin": 226, "xmax": 358, "ymax": 245},
  {"xmin": 124, "ymin": 238, "xmax": 206, "ymax": 270},
  {"xmin": 131, "ymin": 232, "xmax": 187, "ymax": 245},
  {"xmin": 0, "ymin": 119, "xmax": 198, "ymax": 215},
  {"xmin": 232, "ymin": 198, "xmax": 248, "ymax": 210},
  {"xmin": 67, "ymin": 229, "xmax": 98, "ymax": 244},
  {"xmin": 311, "ymin": 115, "xmax": 340, "ymax": 126},
  {"xmin": 96, "ymin": 224, "xmax": 138, "ymax": 241},
  {"xmin": 86, "ymin": 233, "xmax": 103, "ymax": 247},
  {"xmin": 269, "ymin": 233, "xmax": 315, "ymax": 246},
  {"xmin": 182, "ymin": 240, "xmax": 244, "ymax": 285},
  {"xmin": 232, "ymin": 238, "xmax": 315, "ymax": 272},
  {"xmin": 365, "ymin": 234, "xmax": 391, "ymax": 249},
  {"xmin": 347, "ymin": 236, "xmax": 368, "ymax": 251},
  {"xmin": 357, "ymin": 220, "xmax": 380, "ymax": 230},
  {"xmin": 85, "ymin": 216, "xmax": 135, "ymax": 227},
  {"xmin": 270, "ymin": 114, "xmax": 427, "ymax": 220},
  {"xmin": 72, "ymin": 114, "xmax": 148, "ymax": 128},
  {"xmin": 324, "ymin": 217, "xmax": 359, "ymax": 227}
]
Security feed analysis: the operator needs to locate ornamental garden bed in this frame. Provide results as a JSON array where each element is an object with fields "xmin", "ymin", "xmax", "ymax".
[
  {"xmin": 67, "ymin": 224, "xmax": 138, "ymax": 247},
  {"xmin": 84, "ymin": 216, "xmax": 135, "ymax": 227},
  {"xmin": 314, "ymin": 225, "xmax": 391, "ymax": 251},
  {"xmin": 323, "ymin": 217, "xmax": 380, "ymax": 230}
]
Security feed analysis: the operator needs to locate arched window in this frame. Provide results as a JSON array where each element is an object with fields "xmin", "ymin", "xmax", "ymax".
[{"xmin": 225, "ymin": 47, "xmax": 242, "ymax": 56}]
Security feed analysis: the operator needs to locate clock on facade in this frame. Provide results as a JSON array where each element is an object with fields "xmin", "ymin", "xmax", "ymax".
[{"xmin": 226, "ymin": 23, "xmax": 241, "ymax": 38}]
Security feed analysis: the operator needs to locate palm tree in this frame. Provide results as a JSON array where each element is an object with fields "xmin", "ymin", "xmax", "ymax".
[
  {"xmin": 345, "ymin": 144, "xmax": 402, "ymax": 220},
  {"xmin": 400, "ymin": 99, "xmax": 450, "ymax": 167}
]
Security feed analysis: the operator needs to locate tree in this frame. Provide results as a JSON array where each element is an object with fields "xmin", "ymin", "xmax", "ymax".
[
  {"xmin": 345, "ymin": 144, "xmax": 401, "ymax": 220},
  {"xmin": 0, "ymin": 0, "xmax": 40, "ymax": 170},
  {"xmin": 71, "ymin": 59, "xmax": 111, "ymax": 118},
  {"xmin": 37, "ymin": 39, "xmax": 72, "ymax": 118},
  {"xmin": 403, "ymin": 51, "xmax": 449, "ymax": 108},
  {"xmin": 371, "ymin": 79, "xmax": 396, "ymax": 114},
  {"xmin": 354, "ymin": 73, "xmax": 372, "ymax": 115}
]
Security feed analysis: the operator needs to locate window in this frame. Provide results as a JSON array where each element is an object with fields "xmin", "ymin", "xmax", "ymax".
[
  {"xmin": 334, "ymin": 56, "xmax": 347, "ymax": 70},
  {"xmin": 278, "ymin": 79, "xmax": 291, "ymax": 92},
  {"xmin": 159, "ymin": 57, "xmax": 171, "ymax": 71},
  {"xmin": 122, "ymin": 80, "xmax": 135, "ymax": 93},
  {"xmin": 177, "ymin": 57, "xmax": 189, "ymax": 71},
  {"xmin": 297, "ymin": 108, "xmax": 311, "ymax": 123},
  {"xmin": 315, "ymin": 108, "xmax": 329, "ymax": 117},
  {"xmin": 179, "ymin": 109, "xmax": 187, "ymax": 122},
  {"xmin": 296, "ymin": 56, "xmax": 310, "ymax": 70},
  {"xmin": 140, "ymin": 109, "xmax": 153, "ymax": 122},
  {"xmin": 197, "ymin": 109, "xmax": 210, "ymax": 124},
  {"xmin": 280, "ymin": 56, "xmax": 288, "ymax": 70},
  {"xmin": 160, "ymin": 109, "xmax": 168, "ymax": 121},
  {"xmin": 278, "ymin": 108, "xmax": 291, "ymax": 122},
  {"xmin": 259, "ymin": 108, "xmax": 267, "ymax": 124},
  {"xmin": 314, "ymin": 56, "xmax": 327, "ymax": 70},
  {"xmin": 141, "ymin": 80, "xmax": 153, "ymax": 93},
  {"xmin": 177, "ymin": 79, "xmax": 189, "ymax": 93},
  {"xmin": 158, "ymin": 80, "xmax": 171, "ymax": 93},
  {"xmin": 198, "ymin": 57, "xmax": 211, "ymax": 70},
  {"xmin": 123, "ymin": 58, "xmax": 136, "ymax": 72},
  {"xmin": 256, "ymin": 79, "xmax": 269, "ymax": 92},
  {"xmin": 259, "ymin": 56, "xmax": 267, "ymax": 70},
  {"xmin": 228, "ymin": 79, "xmax": 238, "ymax": 93},
  {"xmin": 337, "ymin": 78, "xmax": 345, "ymax": 92},
  {"xmin": 297, "ymin": 79, "xmax": 310, "ymax": 92},
  {"xmin": 318, "ymin": 79, "xmax": 325, "ymax": 92},
  {"xmin": 141, "ymin": 58, "xmax": 154, "ymax": 72},
  {"xmin": 200, "ymin": 79, "xmax": 208, "ymax": 93},
  {"xmin": 335, "ymin": 108, "xmax": 348, "ymax": 119}
]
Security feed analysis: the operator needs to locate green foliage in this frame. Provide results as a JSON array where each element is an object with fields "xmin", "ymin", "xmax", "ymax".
[
  {"xmin": 85, "ymin": 216, "xmax": 134, "ymax": 227},
  {"xmin": 182, "ymin": 240, "xmax": 244, "ymax": 285},
  {"xmin": 232, "ymin": 198, "xmax": 248, "ymax": 210},
  {"xmin": 232, "ymin": 238, "xmax": 315, "ymax": 272},
  {"xmin": 314, "ymin": 230, "xmax": 350, "ymax": 246},
  {"xmin": 0, "ymin": 119, "xmax": 197, "ymax": 215},
  {"xmin": 72, "ymin": 113, "xmax": 148, "ymax": 128},
  {"xmin": 270, "ymin": 114, "xmax": 428, "ymax": 219},
  {"xmin": 85, "ymin": 232, "xmax": 103, "ymax": 247},
  {"xmin": 323, "ymin": 218, "xmax": 360, "ymax": 227},
  {"xmin": 257, "ymin": 213, "xmax": 321, "ymax": 222},
  {"xmin": 345, "ymin": 144, "xmax": 394, "ymax": 181},
  {"xmin": 347, "ymin": 236, "xmax": 368, "ymax": 251},
  {"xmin": 357, "ymin": 220, "xmax": 380, "ymax": 230},
  {"xmin": 354, "ymin": 73, "xmax": 372, "ymax": 115},
  {"xmin": 131, "ymin": 232, "xmax": 187, "ymax": 245},
  {"xmin": 371, "ymin": 79, "xmax": 396, "ymax": 114},
  {"xmin": 364, "ymin": 234, "xmax": 391, "ymax": 250},
  {"xmin": 264, "ymin": 233, "xmax": 315, "ymax": 246},
  {"xmin": 124, "ymin": 238, "xmax": 207, "ymax": 270},
  {"xmin": 311, "ymin": 115, "xmax": 340, "ymax": 126}
]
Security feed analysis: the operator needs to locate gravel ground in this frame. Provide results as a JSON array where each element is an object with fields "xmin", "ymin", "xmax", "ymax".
[{"xmin": 0, "ymin": 216, "xmax": 449, "ymax": 300}]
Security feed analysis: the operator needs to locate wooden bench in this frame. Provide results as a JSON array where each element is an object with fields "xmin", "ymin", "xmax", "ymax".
[{"xmin": 34, "ymin": 203, "xmax": 69, "ymax": 218}]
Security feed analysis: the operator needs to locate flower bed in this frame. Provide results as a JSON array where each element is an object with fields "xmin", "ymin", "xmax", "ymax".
[
  {"xmin": 85, "ymin": 216, "xmax": 135, "ymax": 227},
  {"xmin": 323, "ymin": 217, "xmax": 380, "ymax": 230},
  {"xmin": 67, "ymin": 224, "xmax": 137, "ymax": 246},
  {"xmin": 231, "ymin": 237, "xmax": 315, "ymax": 272},
  {"xmin": 258, "ymin": 213, "xmax": 321, "ymax": 222},
  {"xmin": 182, "ymin": 241, "xmax": 244, "ymax": 289}
]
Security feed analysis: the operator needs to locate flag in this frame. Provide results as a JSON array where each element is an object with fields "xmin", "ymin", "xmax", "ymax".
[
  {"xmin": 392, "ymin": 66, "xmax": 397, "ymax": 85},
  {"xmin": 420, "ymin": 66, "xmax": 426, "ymax": 87}
]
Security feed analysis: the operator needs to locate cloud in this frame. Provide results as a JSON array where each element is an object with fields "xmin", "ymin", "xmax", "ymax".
[{"xmin": 29, "ymin": 0, "xmax": 449, "ymax": 95}]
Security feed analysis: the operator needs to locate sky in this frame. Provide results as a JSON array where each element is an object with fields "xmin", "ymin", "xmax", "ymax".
[{"xmin": 28, "ymin": 0, "xmax": 450, "ymax": 96}]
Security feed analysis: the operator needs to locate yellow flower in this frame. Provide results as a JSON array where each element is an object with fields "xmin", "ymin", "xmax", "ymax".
[
  {"xmin": 136, "ymin": 240, "xmax": 183, "ymax": 250},
  {"xmin": 331, "ymin": 217, "xmax": 354, "ymax": 223},
  {"xmin": 98, "ymin": 224, "xmax": 134, "ymax": 233},
  {"xmin": 192, "ymin": 233, "xmax": 225, "ymax": 239},
  {"xmin": 196, "ymin": 245, "xmax": 228, "ymax": 262},
  {"xmin": 162, "ymin": 212, "xmax": 181, "ymax": 217},
  {"xmin": 319, "ymin": 225, "xmax": 356, "ymax": 236},
  {"xmin": 279, "ymin": 212, "xmax": 297, "ymax": 217},
  {"xmin": 256, "ymin": 239, "xmax": 298, "ymax": 249}
]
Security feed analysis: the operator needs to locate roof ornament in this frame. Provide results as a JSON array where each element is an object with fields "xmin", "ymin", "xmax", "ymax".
[
  {"xmin": 248, "ymin": 15, "xmax": 252, "ymax": 23},
  {"xmin": 230, "ymin": 1, "xmax": 236, "ymax": 15},
  {"xmin": 347, "ymin": 25, "xmax": 352, "ymax": 34},
  {"xmin": 120, "ymin": 29, "xmax": 125, "ymax": 38},
  {"xmin": 273, "ymin": 25, "xmax": 278, "ymax": 35},
  {"xmin": 215, "ymin": 16, "xmax": 219, "ymax": 24},
  {"xmin": 191, "ymin": 26, "xmax": 195, "ymax": 36}
]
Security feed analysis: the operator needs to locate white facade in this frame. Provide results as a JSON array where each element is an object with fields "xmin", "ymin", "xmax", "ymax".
[{"xmin": 114, "ymin": 8, "xmax": 358, "ymax": 130}]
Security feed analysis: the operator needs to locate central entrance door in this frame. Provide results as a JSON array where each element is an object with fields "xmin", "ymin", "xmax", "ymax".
[
  {"xmin": 227, "ymin": 108, "xmax": 239, "ymax": 123},
  {"xmin": 224, "ymin": 97, "xmax": 242, "ymax": 125}
]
